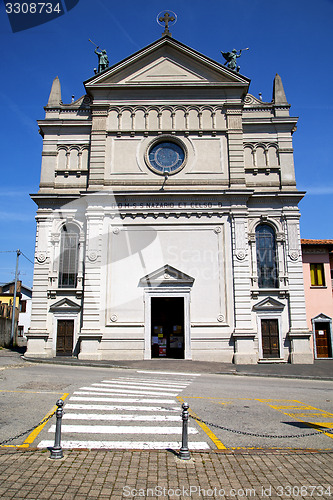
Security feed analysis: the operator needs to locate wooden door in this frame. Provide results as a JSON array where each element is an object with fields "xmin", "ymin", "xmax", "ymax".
[
  {"xmin": 315, "ymin": 323, "xmax": 331, "ymax": 358},
  {"xmin": 56, "ymin": 320, "xmax": 74, "ymax": 356},
  {"xmin": 261, "ymin": 319, "xmax": 280, "ymax": 358}
]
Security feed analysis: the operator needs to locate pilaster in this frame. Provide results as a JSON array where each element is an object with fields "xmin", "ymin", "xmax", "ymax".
[
  {"xmin": 80, "ymin": 209, "xmax": 104, "ymax": 336},
  {"xmin": 26, "ymin": 211, "xmax": 53, "ymax": 357},
  {"xmin": 231, "ymin": 211, "xmax": 257, "ymax": 363},
  {"xmin": 226, "ymin": 108, "xmax": 245, "ymax": 187},
  {"xmin": 88, "ymin": 107, "xmax": 108, "ymax": 187},
  {"xmin": 284, "ymin": 215, "xmax": 313, "ymax": 363}
]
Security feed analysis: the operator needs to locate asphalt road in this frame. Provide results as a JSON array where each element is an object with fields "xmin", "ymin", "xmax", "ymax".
[{"xmin": 0, "ymin": 355, "xmax": 332, "ymax": 451}]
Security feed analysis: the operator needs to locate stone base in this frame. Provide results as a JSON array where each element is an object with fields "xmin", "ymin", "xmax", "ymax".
[
  {"xmin": 192, "ymin": 350, "xmax": 233, "ymax": 363},
  {"xmin": 289, "ymin": 331, "xmax": 314, "ymax": 364},
  {"xmin": 290, "ymin": 352, "xmax": 314, "ymax": 364},
  {"xmin": 25, "ymin": 337, "xmax": 52, "ymax": 358},
  {"xmin": 100, "ymin": 350, "xmax": 144, "ymax": 361},
  {"xmin": 78, "ymin": 352, "xmax": 102, "ymax": 361},
  {"xmin": 233, "ymin": 352, "xmax": 258, "ymax": 364},
  {"xmin": 78, "ymin": 335, "xmax": 102, "ymax": 360}
]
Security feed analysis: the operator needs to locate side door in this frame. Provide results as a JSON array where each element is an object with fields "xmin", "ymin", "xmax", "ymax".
[
  {"xmin": 315, "ymin": 324, "xmax": 330, "ymax": 358},
  {"xmin": 261, "ymin": 319, "xmax": 280, "ymax": 358},
  {"xmin": 56, "ymin": 320, "xmax": 74, "ymax": 356}
]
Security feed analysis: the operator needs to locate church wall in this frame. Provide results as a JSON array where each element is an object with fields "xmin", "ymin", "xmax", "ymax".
[
  {"xmin": 107, "ymin": 135, "xmax": 228, "ymax": 181},
  {"xmin": 26, "ymin": 36, "xmax": 313, "ymax": 363},
  {"xmin": 85, "ymin": 213, "xmax": 235, "ymax": 361},
  {"xmin": 38, "ymin": 122, "xmax": 91, "ymax": 193}
]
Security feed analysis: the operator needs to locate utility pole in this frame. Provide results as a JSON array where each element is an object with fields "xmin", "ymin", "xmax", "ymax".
[{"xmin": 10, "ymin": 249, "xmax": 21, "ymax": 345}]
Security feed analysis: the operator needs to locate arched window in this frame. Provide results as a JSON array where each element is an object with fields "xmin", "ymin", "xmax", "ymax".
[
  {"xmin": 58, "ymin": 224, "xmax": 79, "ymax": 288},
  {"xmin": 256, "ymin": 224, "xmax": 278, "ymax": 288}
]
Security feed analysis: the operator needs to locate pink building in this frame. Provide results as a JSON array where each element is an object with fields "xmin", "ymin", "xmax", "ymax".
[{"xmin": 301, "ymin": 240, "xmax": 333, "ymax": 359}]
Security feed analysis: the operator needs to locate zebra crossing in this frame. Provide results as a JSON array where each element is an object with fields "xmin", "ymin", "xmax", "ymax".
[{"xmin": 37, "ymin": 371, "xmax": 210, "ymax": 450}]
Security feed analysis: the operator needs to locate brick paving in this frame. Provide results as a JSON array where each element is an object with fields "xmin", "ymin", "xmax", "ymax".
[{"xmin": 0, "ymin": 449, "xmax": 332, "ymax": 499}]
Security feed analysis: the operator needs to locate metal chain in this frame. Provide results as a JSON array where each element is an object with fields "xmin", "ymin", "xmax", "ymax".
[
  {"xmin": 0, "ymin": 410, "xmax": 56, "ymax": 447},
  {"xmin": 189, "ymin": 414, "xmax": 333, "ymax": 439}
]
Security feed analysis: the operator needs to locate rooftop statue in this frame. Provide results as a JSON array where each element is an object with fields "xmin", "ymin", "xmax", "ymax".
[
  {"xmin": 89, "ymin": 39, "xmax": 109, "ymax": 74},
  {"xmin": 221, "ymin": 48, "xmax": 249, "ymax": 72},
  {"xmin": 94, "ymin": 48, "xmax": 109, "ymax": 74}
]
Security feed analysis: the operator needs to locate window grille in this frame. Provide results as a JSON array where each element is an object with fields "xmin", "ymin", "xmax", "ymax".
[{"xmin": 256, "ymin": 224, "xmax": 278, "ymax": 288}]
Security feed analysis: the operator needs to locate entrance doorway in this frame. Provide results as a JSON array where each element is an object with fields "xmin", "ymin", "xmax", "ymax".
[
  {"xmin": 261, "ymin": 319, "xmax": 280, "ymax": 358},
  {"xmin": 56, "ymin": 320, "xmax": 74, "ymax": 356},
  {"xmin": 315, "ymin": 322, "xmax": 332, "ymax": 358},
  {"xmin": 151, "ymin": 297, "xmax": 184, "ymax": 359}
]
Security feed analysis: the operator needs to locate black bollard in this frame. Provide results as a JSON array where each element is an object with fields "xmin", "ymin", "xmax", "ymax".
[
  {"xmin": 50, "ymin": 399, "xmax": 64, "ymax": 459},
  {"xmin": 179, "ymin": 402, "xmax": 191, "ymax": 460}
]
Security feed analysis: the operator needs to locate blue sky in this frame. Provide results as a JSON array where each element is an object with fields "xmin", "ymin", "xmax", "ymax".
[{"xmin": 0, "ymin": 0, "xmax": 332, "ymax": 287}]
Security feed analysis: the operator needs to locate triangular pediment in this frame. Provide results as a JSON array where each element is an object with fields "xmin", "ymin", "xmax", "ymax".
[
  {"xmin": 139, "ymin": 264, "xmax": 194, "ymax": 287},
  {"xmin": 313, "ymin": 313, "xmax": 332, "ymax": 322},
  {"xmin": 125, "ymin": 57, "xmax": 207, "ymax": 83},
  {"xmin": 253, "ymin": 296, "xmax": 285, "ymax": 311},
  {"xmin": 84, "ymin": 37, "xmax": 250, "ymax": 89},
  {"xmin": 50, "ymin": 298, "xmax": 81, "ymax": 312}
]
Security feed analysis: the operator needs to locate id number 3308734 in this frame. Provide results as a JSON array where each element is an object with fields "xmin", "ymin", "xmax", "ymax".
[
  {"xmin": 5, "ymin": 3, "xmax": 61, "ymax": 14},
  {"xmin": 275, "ymin": 485, "xmax": 331, "ymax": 497}
]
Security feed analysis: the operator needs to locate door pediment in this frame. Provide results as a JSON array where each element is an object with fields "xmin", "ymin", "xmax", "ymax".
[
  {"xmin": 139, "ymin": 264, "xmax": 194, "ymax": 287},
  {"xmin": 50, "ymin": 298, "xmax": 81, "ymax": 312},
  {"xmin": 253, "ymin": 296, "xmax": 285, "ymax": 311},
  {"xmin": 313, "ymin": 313, "xmax": 332, "ymax": 322}
]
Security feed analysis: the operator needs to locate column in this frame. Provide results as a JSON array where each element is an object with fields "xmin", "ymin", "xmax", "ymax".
[
  {"xmin": 231, "ymin": 212, "xmax": 257, "ymax": 364},
  {"xmin": 79, "ymin": 208, "xmax": 104, "ymax": 360}
]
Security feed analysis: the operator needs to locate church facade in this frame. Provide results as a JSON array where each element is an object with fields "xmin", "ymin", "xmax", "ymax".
[{"xmin": 26, "ymin": 34, "xmax": 313, "ymax": 364}]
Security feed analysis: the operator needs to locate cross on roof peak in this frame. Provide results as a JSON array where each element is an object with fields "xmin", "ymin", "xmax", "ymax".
[{"xmin": 158, "ymin": 11, "xmax": 177, "ymax": 37}]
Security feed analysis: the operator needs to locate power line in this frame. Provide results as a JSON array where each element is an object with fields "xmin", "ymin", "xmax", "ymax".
[
  {"xmin": 20, "ymin": 252, "xmax": 34, "ymax": 265},
  {"xmin": 0, "ymin": 250, "xmax": 34, "ymax": 264}
]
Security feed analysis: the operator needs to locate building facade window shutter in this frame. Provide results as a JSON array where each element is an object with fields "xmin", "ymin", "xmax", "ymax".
[{"xmin": 310, "ymin": 263, "xmax": 325, "ymax": 287}]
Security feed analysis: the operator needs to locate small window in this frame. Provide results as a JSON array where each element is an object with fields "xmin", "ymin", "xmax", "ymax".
[
  {"xmin": 20, "ymin": 300, "xmax": 27, "ymax": 313},
  {"xmin": 310, "ymin": 263, "xmax": 325, "ymax": 287},
  {"xmin": 18, "ymin": 326, "xmax": 24, "ymax": 337}
]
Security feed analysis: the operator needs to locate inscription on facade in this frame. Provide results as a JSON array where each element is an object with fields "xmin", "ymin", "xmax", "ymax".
[{"xmin": 110, "ymin": 201, "xmax": 224, "ymax": 210}]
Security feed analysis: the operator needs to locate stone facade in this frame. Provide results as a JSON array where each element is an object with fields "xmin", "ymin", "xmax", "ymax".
[{"xmin": 26, "ymin": 36, "xmax": 313, "ymax": 363}]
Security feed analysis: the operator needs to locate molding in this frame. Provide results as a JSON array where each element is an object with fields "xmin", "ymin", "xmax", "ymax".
[
  {"xmin": 253, "ymin": 296, "xmax": 285, "ymax": 311},
  {"xmin": 139, "ymin": 264, "xmax": 195, "ymax": 287},
  {"xmin": 49, "ymin": 298, "xmax": 81, "ymax": 312}
]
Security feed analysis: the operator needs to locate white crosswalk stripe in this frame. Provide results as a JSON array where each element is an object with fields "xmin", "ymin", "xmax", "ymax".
[
  {"xmin": 62, "ymin": 414, "xmax": 182, "ymax": 421},
  {"xmin": 70, "ymin": 396, "xmax": 177, "ymax": 403},
  {"xmin": 77, "ymin": 386, "xmax": 179, "ymax": 396},
  {"xmin": 38, "ymin": 373, "xmax": 210, "ymax": 451}
]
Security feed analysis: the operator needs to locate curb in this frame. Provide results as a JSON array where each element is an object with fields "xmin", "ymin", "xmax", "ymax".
[
  {"xmin": 20, "ymin": 356, "xmax": 333, "ymax": 380},
  {"xmin": 22, "ymin": 356, "xmax": 131, "ymax": 370}
]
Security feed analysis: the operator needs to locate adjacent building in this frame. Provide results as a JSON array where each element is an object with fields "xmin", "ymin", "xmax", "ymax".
[
  {"xmin": 0, "ymin": 281, "xmax": 32, "ymax": 345},
  {"xmin": 302, "ymin": 240, "xmax": 333, "ymax": 359},
  {"xmin": 26, "ymin": 32, "xmax": 313, "ymax": 363}
]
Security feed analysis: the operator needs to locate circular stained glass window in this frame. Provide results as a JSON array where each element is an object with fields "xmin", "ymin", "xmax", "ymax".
[{"xmin": 146, "ymin": 140, "xmax": 186, "ymax": 175}]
